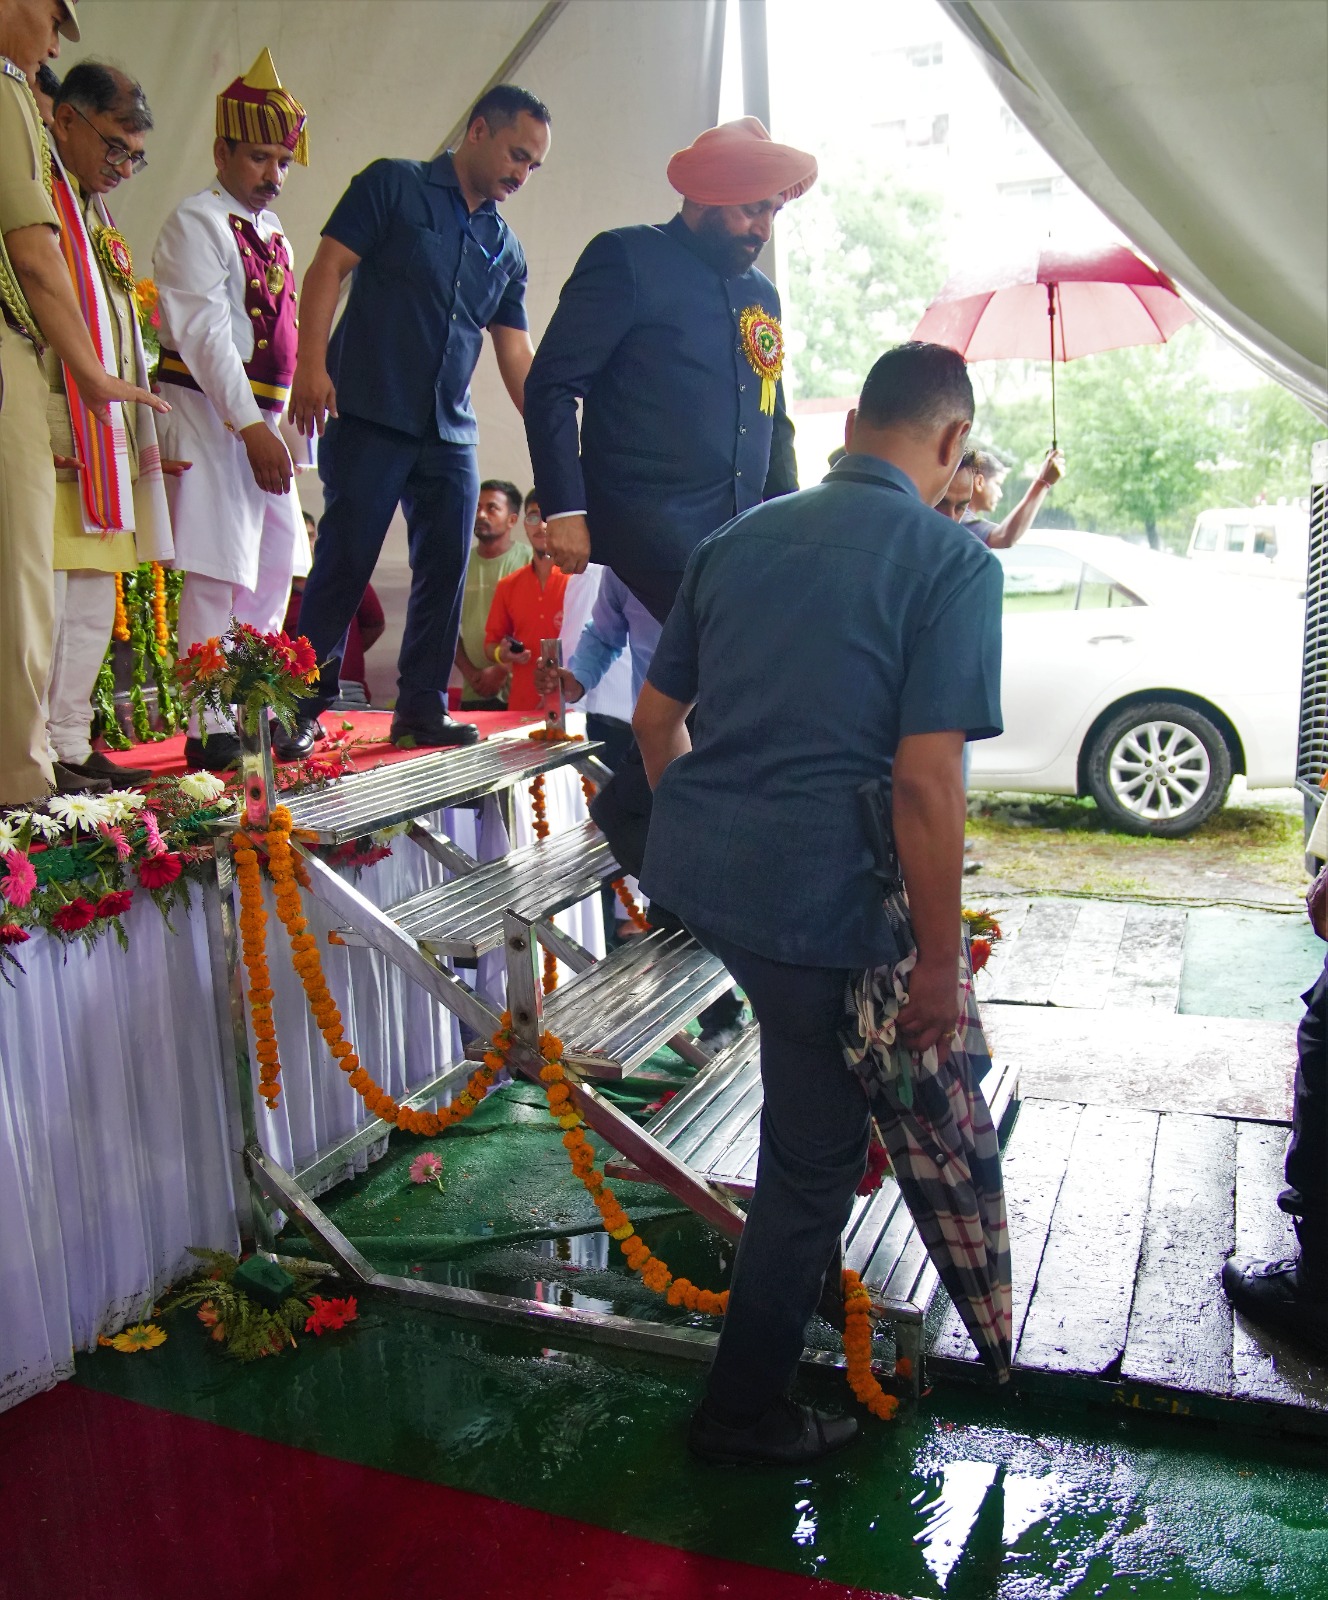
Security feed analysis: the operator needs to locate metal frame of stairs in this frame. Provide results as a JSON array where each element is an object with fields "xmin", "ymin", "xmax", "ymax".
[{"xmin": 207, "ymin": 723, "xmax": 1012, "ymax": 1392}]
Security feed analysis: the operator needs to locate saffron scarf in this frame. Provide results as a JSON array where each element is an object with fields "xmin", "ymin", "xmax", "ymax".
[{"xmin": 49, "ymin": 155, "xmax": 135, "ymax": 534}]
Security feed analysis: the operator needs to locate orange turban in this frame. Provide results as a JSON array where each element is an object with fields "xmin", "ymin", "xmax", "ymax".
[{"xmin": 667, "ymin": 117, "xmax": 817, "ymax": 207}]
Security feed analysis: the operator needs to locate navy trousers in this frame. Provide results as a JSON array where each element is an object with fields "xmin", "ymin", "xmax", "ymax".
[
  {"xmin": 296, "ymin": 413, "xmax": 478, "ymax": 720},
  {"xmin": 691, "ymin": 926, "xmax": 870, "ymax": 1420}
]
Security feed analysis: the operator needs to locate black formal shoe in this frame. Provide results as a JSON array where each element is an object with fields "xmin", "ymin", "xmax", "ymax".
[
  {"xmin": 271, "ymin": 714, "xmax": 321, "ymax": 763},
  {"xmin": 60, "ymin": 750, "xmax": 154, "ymax": 788},
  {"xmin": 52, "ymin": 761, "xmax": 111, "ymax": 795},
  {"xmin": 389, "ymin": 713, "xmax": 479, "ymax": 750},
  {"xmin": 1221, "ymin": 1255, "xmax": 1328, "ymax": 1358},
  {"xmin": 686, "ymin": 1397, "xmax": 859, "ymax": 1466},
  {"xmin": 184, "ymin": 733, "xmax": 243, "ymax": 772}
]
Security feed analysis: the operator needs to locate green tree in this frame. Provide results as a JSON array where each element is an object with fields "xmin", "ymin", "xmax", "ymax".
[
  {"xmin": 1216, "ymin": 384, "xmax": 1322, "ymax": 506},
  {"xmin": 783, "ymin": 163, "xmax": 944, "ymax": 399}
]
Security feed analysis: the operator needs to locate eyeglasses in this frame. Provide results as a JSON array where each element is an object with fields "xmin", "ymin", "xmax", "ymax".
[
  {"xmin": 72, "ymin": 104, "xmax": 148, "ymax": 174},
  {"xmin": 523, "ymin": 510, "xmax": 544, "ymax": 524}
]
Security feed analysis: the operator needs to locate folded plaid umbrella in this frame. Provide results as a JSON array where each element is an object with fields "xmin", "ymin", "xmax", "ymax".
[{"xmin": 842, "ymin": 891, "xmax": 1013, "ymax": 1382}]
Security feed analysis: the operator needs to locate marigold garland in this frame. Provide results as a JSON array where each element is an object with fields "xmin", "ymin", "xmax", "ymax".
[
  {"xmin": 232, "ymin": 790, "xmax": 901, "ymax": 1420},
  {"xmin": 150, "ymin": 562, "xmax": 170, "ymax": 659},
  {"xmin": 112, "ymin": 572, "xmax": 130, "ymax": 643}
]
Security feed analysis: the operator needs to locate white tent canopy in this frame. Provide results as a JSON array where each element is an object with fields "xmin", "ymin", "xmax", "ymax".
[
  {"xmin": 941, "ymin": 0, "xmax": 1328, "ymax": 420},
  {"xmin": 64, "ymin": 0, "xmax": 725, "ymax": 484}
]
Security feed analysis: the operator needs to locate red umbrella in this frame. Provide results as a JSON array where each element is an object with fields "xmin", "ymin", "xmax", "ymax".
[{"xmin": 912, "ymin": 243, "xmax": 1195, "ymax": 446}]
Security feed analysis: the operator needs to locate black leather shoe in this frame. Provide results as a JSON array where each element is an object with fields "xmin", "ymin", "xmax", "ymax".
[
  {"xmin": 184, "ymin": 733, "xmax": 243, "ymax": 772},
  {"xmin": 52, "ymin": 761, "xmax": 111, "ymax": 794},
  {"xmin": 687, "ymin": 1397, "xmax": 859, "ymax": 1466},
  {"xmin": 1221, "ymin": 1255, "xmax": 1328, "ymax": 1358},
  {"xmin": 389, "ymin": 714, "xmax": 479, "ymax": 750},
  {"xmin": 271, "ymin": 715, "xmax": 321, "ymax": 763},
  {"xmin": 60, "ymin": 750, "xmax": 154, "ymax": 787}
]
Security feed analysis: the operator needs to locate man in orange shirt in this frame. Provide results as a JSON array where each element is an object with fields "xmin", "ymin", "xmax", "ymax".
[{"xmin": 484, "ymin": 491, "xmax": 567, "ymax": 713}]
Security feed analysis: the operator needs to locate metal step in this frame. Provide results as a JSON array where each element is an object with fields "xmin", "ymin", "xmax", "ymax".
[
  {"xmin": 609, "ymin": 1038, "xmax": 1020, "ymax": 1324},
  {"xmin": 283, "ymin": 730, "xmax": 595, "ymax": 845},
  {"xmin": 541, "ymin": 927, "xmax": 732, "ymax": 1078},
  {"xmin": 385, "ymin": 818, "xmax": 618, "ymax": 959}
]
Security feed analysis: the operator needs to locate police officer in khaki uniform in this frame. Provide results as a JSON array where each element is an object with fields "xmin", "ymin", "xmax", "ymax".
[{"xmin": 0, "ymin": 0, "xmax": 165, "ymax": 806}]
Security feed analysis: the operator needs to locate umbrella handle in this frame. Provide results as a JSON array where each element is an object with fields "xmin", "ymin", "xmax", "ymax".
[{"xmin": 1047, "ymin": 283, "xmax": 1058, "ymax": 451}]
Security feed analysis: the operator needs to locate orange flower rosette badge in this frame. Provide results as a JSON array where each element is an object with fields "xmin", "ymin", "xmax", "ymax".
[
  {"xmin": 739, "ymin": 305, "xmax": 783, "ymax": 415},
  {"xmin": 93, "ymin": 224, "xmax": 135, "ymax": 293}
]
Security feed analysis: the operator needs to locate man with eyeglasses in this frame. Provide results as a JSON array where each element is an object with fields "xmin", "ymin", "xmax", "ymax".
[
  {"xmin": 454, "ymin": 478, "xmax": 530, "ymax": 710},
  {"xmin": 153, "ymin": 49, "xmax": 311, "ymax": 771},
  {"xmin": 40, "ymin": 60, "xmax": 178, "ymax": 792},
  {"xmin": 1, "ymin": 0, "xmax": 167, "ymax": 806}
]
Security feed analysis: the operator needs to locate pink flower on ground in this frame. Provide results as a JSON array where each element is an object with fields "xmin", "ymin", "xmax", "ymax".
[
  {"xmin": 0, "ymin": 850, "xmax": 37, "ymax": 909},
  {"xmin": 141, "ymin": 809, "xmax": 166, "ymax": 856},
  {"xmin": 97, "ymin": 822, "xmax": 132, "ymax": 860},
  {"xmin": 408, "ymin": 1152, "xmax": 444, "ymax": 1190}
]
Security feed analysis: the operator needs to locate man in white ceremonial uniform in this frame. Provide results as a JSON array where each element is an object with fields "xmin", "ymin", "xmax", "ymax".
[
  {"xmin": 153, "ymin": 49, "xmax": 310, "ymax": 771},
  {"xmin": 42, "ymin": 60, "xmax": 176, "ymax": 790}
]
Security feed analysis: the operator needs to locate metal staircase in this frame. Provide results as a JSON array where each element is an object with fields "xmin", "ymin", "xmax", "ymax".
[{"xmin": 212, "ymin": 720, "xmax": 1018, "ymax": 1391}]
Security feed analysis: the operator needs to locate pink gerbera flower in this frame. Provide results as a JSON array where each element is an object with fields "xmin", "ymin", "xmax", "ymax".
[
  {"xmin": 0, "ymin": 850, "xmax": 37, "ymax": 909},
  {"xmin": 97, "ymin": 822, "xmax": 132, "ymax": 861},
  {"xmin": 408, "ymin": 1151, "xmax": 444, "ymax": 1191},
  {"xmin": 140, "ymin": 809, "xmax": 165, "ymax": 856}
]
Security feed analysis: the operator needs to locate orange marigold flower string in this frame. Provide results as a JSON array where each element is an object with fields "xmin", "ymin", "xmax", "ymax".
[
  {"xmin": 112, "ymin": 572, "xmax": 130, "ymax": 643},
  {"xmin": 150, "ymin": 562, "xmax": 170, "ymax": 659}
]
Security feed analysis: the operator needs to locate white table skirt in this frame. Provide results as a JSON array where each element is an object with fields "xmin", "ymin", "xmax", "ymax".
[{"xmin": 0, "ymin": 774, "xmax": 602, "ymax": 1412}]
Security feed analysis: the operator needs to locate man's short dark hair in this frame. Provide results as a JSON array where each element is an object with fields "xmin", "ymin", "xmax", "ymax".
[
  {"xmin": 55, "ymin": 61, "xmax": 153, "ymax": 133},
  {"xmin": 958, "ymin": 448, "xmax": 979, "ymax": 473},
  {"xmin": 480, "ymin": 479, "xmax": 523, "ymax": 517},
  {"xmin": 524, "ymin": 488, "xmax": 542, "ymax": 513},
  {"xmin": 466, "ymin": 84, "xmax": 550, "ymax": 135},
  {"xmin": 973, "ymin": 450, "xmax": 1005, "ymax": 479},
  {"xmin": 35, "ymin": 62, "xmax": 60, "ymax": 99},
  {"xmin": 856, "ymin": 342, "xmax": 974, "ymax": 434}
]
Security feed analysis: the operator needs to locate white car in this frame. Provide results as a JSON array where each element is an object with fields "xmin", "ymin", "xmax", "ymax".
[{"xmin": 967, "ymin": 530, "xmax": 1304, "ymax": 837}]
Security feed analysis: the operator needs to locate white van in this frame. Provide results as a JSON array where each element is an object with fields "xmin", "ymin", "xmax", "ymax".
[{"xmin": 1186, "ymin": 504, "xmax": 1310, "ymax": 586}]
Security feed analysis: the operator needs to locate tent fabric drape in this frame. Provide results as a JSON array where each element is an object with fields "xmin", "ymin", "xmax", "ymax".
[
  {"xmin": 0, "ymin": 778, "xmax": 602, "ymax": 1413},
  {"xmin": 941, "ymin": 0, "xmax": 1328, "ymax": 420}
]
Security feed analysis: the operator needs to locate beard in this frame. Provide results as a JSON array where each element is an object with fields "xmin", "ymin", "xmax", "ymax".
[{"xmin": 691, "ymin": 212, "xmax": 763, "ymax": 278}]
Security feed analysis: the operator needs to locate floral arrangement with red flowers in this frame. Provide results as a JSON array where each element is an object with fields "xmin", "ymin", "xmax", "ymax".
[
  {"xmin": 176, "ymin": 621, "xmax": 320, "ymax": 742},
  {"xmin": 157, "ymin": 1247, "xmax": 333, "ymax": 1363},
  {"xmin": 304, "ymin": 1295, "xmax": 359, "ymax": 1337}
]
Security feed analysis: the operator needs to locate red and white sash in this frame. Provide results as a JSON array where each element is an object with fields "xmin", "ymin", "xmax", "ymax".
[{"xmin": 49, "ymin": 154, "xmax": 135, "ymax": 534}]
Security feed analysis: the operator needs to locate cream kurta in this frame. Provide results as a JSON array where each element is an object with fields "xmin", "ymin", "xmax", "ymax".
[{"xmin": 152, "ymin": 185, "xmax": 306, "ymax": 590}]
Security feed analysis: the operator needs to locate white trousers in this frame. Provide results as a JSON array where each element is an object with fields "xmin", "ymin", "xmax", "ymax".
[
  {"xmin": 46, "ymin": 570, "xmax": 115, "ymax": 765},
  {"xmin": 177, "ymin": 550, "xmax": 292, "ymax": 735}
]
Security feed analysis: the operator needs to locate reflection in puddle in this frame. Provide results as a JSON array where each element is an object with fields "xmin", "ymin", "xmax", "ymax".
[{"xmin": 914, "ymin": 1460, "xmax": 1068, "ymax": 1590}]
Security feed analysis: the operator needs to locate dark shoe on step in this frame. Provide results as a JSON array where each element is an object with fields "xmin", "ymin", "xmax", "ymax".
[
  {"xmin": 687, "ymin": 1397, "xmax": 859, "ymax": 1466},
  {"xmin": 184, "ymin": 733, "xmax": 243, "ymax": 773},
  {"xmin": 1221, "ymin": 1254, "xmax": 1328, "ymax": 1358},
  {"xmin": 271, "ymin": 714, "xmax": 321, "ymax": 763},
  {"xmin": 53, "ymin": 761, "xmax": 111, "ymax": 795},
  {"xmin": 60, "ymin": 750, "xmax": 153, "ymax": 788},
  {"xmin": 389, "ymin": 713, "xmax": 479, "ymax": 750}
]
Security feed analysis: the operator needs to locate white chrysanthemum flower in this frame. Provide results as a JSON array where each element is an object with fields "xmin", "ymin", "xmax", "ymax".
[
  {"xmin": 178, "ymin": 771, "xmax": 227, "ymax": 803},
  {"xmin": 0, "ymin": 816, "xmax": 23, "ymax": 852},
  {"xmin": 101, "ymin": 789, "xmax": 147, "ymax": 820},
  {"xmin": 27, "ymin": 811, "xmax": 65, "ymax": 841},
  {"xmin": 47, "ymin": 793, "xmax": 116, "ymax": 833}
]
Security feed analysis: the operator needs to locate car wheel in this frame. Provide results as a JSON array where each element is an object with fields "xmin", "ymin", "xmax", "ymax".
[{"xmin": 1086, "ymin": 701, "xmax": 1233, "ymax": 837}]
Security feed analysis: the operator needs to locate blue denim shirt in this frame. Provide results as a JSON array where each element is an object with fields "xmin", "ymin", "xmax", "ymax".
[
  {"xmin": 568, "ymin": 569, "xmax": 662, "ymax": 705},
  {"xmin": 640, "ymin": 454, "xmax": 1004, "ymax": 968},
  {"xmin": 323, "ymin": 153, "xmax": 527, "ymax": 443}
]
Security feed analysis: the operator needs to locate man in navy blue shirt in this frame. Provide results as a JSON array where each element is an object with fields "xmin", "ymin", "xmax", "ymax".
[
  {"xmin": 635, "ymin": 343, "xmax": 1003, "ymax": 1466},
  {"xmin": 525, "ymin": 117, "xmax": 815, "ymax": 625},
  {"xmin": 286, "ymin": 85, "xmax": 550, "ymax": 748}
]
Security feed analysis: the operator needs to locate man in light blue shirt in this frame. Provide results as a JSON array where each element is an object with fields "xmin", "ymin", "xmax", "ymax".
[
  {"xmin": 539, "ymin": 567, "xmax": 662, "ymax": 709},
  {"xmin": 635, "ymin": 343, "xmax": 1003, "ymax": 1466}
]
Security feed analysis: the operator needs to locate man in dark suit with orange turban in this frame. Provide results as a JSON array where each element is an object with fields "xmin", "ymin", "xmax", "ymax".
[{"xmin": 525, "ymin": 117, "xmax": 817, "ymax": 626}]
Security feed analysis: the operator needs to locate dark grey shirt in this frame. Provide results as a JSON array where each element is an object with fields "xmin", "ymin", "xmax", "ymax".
[{"xmin": 641, "ymin": 454, "xmax": 1004, "ymax": 968}]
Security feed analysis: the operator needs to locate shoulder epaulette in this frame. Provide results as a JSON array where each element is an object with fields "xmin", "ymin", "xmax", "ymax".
[{"xmin": 1, "ymin": 56, "xmax": 26, "ymax": 82}]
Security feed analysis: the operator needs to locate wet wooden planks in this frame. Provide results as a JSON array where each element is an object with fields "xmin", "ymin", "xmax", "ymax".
[
  {"xmin": 977, "ymin": 897, "xmax": 1186, "ymax": 1011},
  {"xmin": 930, "ymin": 1098, "xmax": 1328, "ymax": 1429}
]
